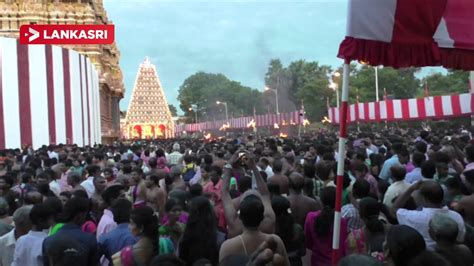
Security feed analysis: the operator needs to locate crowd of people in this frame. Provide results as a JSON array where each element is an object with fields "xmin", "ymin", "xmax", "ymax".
[{"xmin": 1, "ymin": 126, "xmax": 474, "ymax": 266}]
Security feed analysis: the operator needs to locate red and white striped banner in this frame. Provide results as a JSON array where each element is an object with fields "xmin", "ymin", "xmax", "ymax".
[
  {"xmin": 175, "ymin": 110, "xmax": 302, "ymax": 134},
  {"xmin": 328, "ymin": 93, "xmax": 473, "ymax": 124},
  {"xmin": 0, "ymin": 37, "xmax": 101, "ymax": 149}
]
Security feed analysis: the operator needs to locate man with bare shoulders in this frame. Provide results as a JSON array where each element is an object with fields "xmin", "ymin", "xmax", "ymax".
[
  {"xmin": 213, "ymin": 151, "xmax": 226, "ymax": 169},
  {"xmin": 167, "ymin": 166, "xmax": 186, "ymax": 192},
  {"xmin": 144, "ymin": 173, "xmax": 167, "ymax": 216},
  {"xmin": 131, "ymin": 167, "xmax": 147, "ymax": 208},
  {"xmin": 268, "ymin": 160, "xmax": 289, "ymax": 195},
  {"xmin": 455, "ymin": 169, "xmax": 474, "ymax": 226},
  {"xmin": 287, "ymin": 172, "xmax": 322, "ymax": 226}
]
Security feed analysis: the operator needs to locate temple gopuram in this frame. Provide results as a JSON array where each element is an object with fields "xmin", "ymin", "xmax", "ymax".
[
  {"xmin": 122, "ymin": 57, "xmax": 174, "ymax": 139},
  {"xmin": 0, "ymin": 0, "xmax": 124, "ymax": 143}
]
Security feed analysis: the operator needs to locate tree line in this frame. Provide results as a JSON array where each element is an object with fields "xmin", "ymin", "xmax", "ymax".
[{"xmin": 173, "ymin": 59, "xmax": 470, "ymax": 122}]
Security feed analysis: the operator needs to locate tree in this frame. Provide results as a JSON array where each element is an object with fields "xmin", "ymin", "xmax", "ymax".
[
  {"xmin": 349, "ymin": 66, "xmax": 421, "ymax": 103},
  {"xmin": 168, "ymin": 104, "xmax": 178, "ymax": 117},
  {"xmin": 423, "ymin": 70, "xmax": 470, "ymax": 96},
  {"xmin": 177, "ymin": 72, "xmax": 264, "ymax": 122}
]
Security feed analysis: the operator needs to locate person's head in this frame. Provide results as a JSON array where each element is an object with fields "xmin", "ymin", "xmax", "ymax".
[
  {"xmin": 429, "ymin": 211, "xmax": 459, "ymax": 244},
  {"xmin": 129, "ymin": 206, "xmax": 159, "ymax": 252},
  {"xmin": 0, "ymin": 174, "xmax": 14, "ymax": 190},
  {"xmin": 24, "ymin": 191, "xmax": 43, "ymax": 205},
  {"xmin": 273, "ymin": 160, "xmax": 283, "ymax": 174},
  {"xmin": 390, "ymin": 165, "xmax": 406, "ymax": 182},
  {"xmin": 111, "ymin": 198, "xmax": 132, "ymax": 224},
  {"xmin": 411, "ymin": 151, "xmax": 426, "ymax": 168},
  {"xmin": 59, "ymin": 191, "xmax": 71, "ymax": 206},
  {"xmin": 237, "ymin": 175, "xmax": 252, "ymax": 194},
  {"xmin": 0, "ymin": 197, "xmax": 9, "ymax": 217},
  {"xmin": 131, "ymin": 167, "xmax": 144, "ymax": 183},
  {"xmin": 145, "ymin": 173, "xmax": 160, "ymax": 188},
  {"xmin": 303, "ymin": 163, "xmax": 316, "ymax": 178},
  {"xmin": 36, "ymin": 172, "xmax": 50, "ymax": 186},
  {"xmin": 353, "ymin": 179, "xmax": 370, "ymax": 199},
  {"xmin": 353, "ymin": 162, "xmax": 369, "ymax": 179},
  {"xmin": 436, "ymin": 162, "xmax": 449, "ymax": 178},
  {"xmin": 419, "ymin": 181, "xmax": 444, "ymax": 207},
  {"xmin": 44, "ymin": 196, "xmax": 64, "ymax": 223},
  {"xmin": 358, "ymin": 197, "xmax": 384, "ymax": 234},
  {"xmin": 63, "ymin": 197, "xmax": 89, "ymax": 225},
  {"xmin": 173, "ymin": 143, "xmax": 180, "ymax": 152},
  {"xmin": 102, "ymin": 184, "xmax": 125, "ymax": 207},
  {"xmin": 271, "ymin": 195, "xmax": 294, "ymax": 247},
  {"xmin": 421, "ymin": 160, "xmax": 437, "ymax": 179},
  {"xmin": 150, "ymin": 254, "xmax": 185, "ymax": 266},
  {"xmin": 86, "ymin": 165, "xmax": 101, "ymax": 177},
  {"xmin": 209, "ymin": 165, "xmax": 222, "ymax": 184},
  {"xmin": 316, "ymin": 161, "xmax": 334, "ymax": 181},
  {"xmin": 406, "ymin": 250, "xmax": 450, "ymax": 266},
  {"xmin": 315, "ymin": 187, "xmax": 336, "ymax": 236},
  {"xmin": 67, "ymin": 172, "xmax": 82, "ymax": 187},
  {"xmin": 398, "ymin": 148, "xmax": 410, "ymax": 165},
  {"xmin": 200, "ymin": 164, "xmax": 211, "ymax": 180},
  {"xmin": 289, "ymin": 172, "xmax": 305, "ymax": 193},
  {"xmin": 189, "ymin": 183, "xmax": 203, "ymax": 199},
  {"xmin": 465, "ymin": 145, "xmax": 474, "ymax": 163},
  {"xmin": 239, "ymin": 194, "xmax": 264, "ymax": 229},
  {"xmin": 165, "ymin": 197, "xmax": 184, "ymax": 224},
  {"xmin": 21, "ymin": 172, "xmax": 34, "ymax": 184},
  {"xmin": 338, "ymin": 254, "xmax": 383, "ymax": 266},
  {"xmin": 415, "ymin": 141, "xmax": 428, "ymax": 154},
  {"xmin": 102, "ymin": 168, "xmax": 113, "ymax": 180},
  {"xmin": 93, "ymin": 175, "xmax": 106, "ymax": 194},
  {"xmin": 13, "ymin": 205, "xmax": 33, "ymax": 235},
  {"xmin": 385, "ymin": 225, "xmax": 426, "ymax": 266},
  {"xmin": 30, "ymin": 203, "xmax": 54, "ymax": 230}
]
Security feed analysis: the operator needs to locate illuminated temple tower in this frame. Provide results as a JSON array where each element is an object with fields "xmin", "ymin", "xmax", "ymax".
[
  {"xmin": 123, "ymin": 57, "xmax": 174, "ymax": 139},
  {"xmin": 0, "ymin": 0, "xmax": 124, "ymax": 143}
]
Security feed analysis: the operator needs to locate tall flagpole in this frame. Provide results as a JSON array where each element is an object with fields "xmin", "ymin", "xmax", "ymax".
[
  {"xmin": 375, "ymin": 66, "xmax": 379, "ymax": 102},
  {"xmin": 331, "ymin": 62, "xmax": 350, "ymax": 266},
  {"xmin": 470, "ymin": 72, "xmax": 474, "ymax": 126}
]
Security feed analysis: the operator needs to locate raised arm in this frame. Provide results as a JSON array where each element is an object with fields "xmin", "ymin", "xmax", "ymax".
[
  {"xmin": 222, "ymin": 152, "xmax": 243, "ymax": 238},
  {"xmin": 391, "ymin": 181, "xmax": 422, "ymax": 217},
  {"xmin": 246, "ymin": 153, "xmax": 276, "ymax": 234}
]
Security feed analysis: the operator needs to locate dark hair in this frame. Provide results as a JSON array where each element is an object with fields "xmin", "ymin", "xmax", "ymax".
[
  {"xmin": 435, "ymin": 151, "xmax": 450, "ymax": 164},
  {"xmin": 420, "ymin": 182, "xmax": 444, "ymax": 205},
  {"xmin": 165, "ymin": 197, "xmax": 183, "ymax": 213},
  {"xmin": 239, "ymin": 194, "xmax": 265, "ymax": 228},
  {"xmin": 45, "ymin": 235, "xmax": 86, "ymax": 266},
  {"xmin": 303, "ymin": 163, "xmax": 316, "ymax": 178},
  {"xmin": 406, "ymin": 250, "xmax": 450, "ymax": 266},
  {"xmin": 353, "ymin": 162, "xmax": 369, "ymax": 174},
  {"xmin": 63, "ymin": 197, "xmax": 89, "ymax": 223},
  {"xmin": 130, "ymin": 206, "xmax": 159, "ymax": 255},
  {"xmin": 273, "ymin": 160, "xmax": 283, "ymax": 173},
  {"xmin": 179, "ymin": 196, "xmax": 218, "ymax": 265},
  {"xmin": 209, "ymin": 165, "xmax": 222, "ymax": 177},
  {"xmin": 272, "ymin": 196, "xmax": 294, "ymax": 250},
  {"xmin": 466, "ymin": 145, "xmax": 474, "ymax": 162},
  {"xmin": 86, "ymin": 165, "xmax": 101, "ymax": 176},
  {"xmin": 390, "ymin": 165, "xmax": 406, "ymax": 181},
  {"xmin": 101, "ymin": 184, "xmax": 124, "ymax": 206},
  {"xmin": 29, "ymin": 203, "xmax": 53, "ymax": 226},
  {"xmin": 111, "ymin": 198, "xmax": 132, "ymax": 224},
  {"xmin": 146, "ymin": 173, "xmax": 160, "ymax": 185},
  {"xmin": 359, "ymin": 197, "xmax": 384, "ymax": 234},
  {"xmin": 315, "ymin": 186, "xmax": 336, "ymax": 237},
  {"xmin": 44, "ymin": 197, "xmax": 64, "ymax": 223},
  {"xmin": 353, "ymin": 179, "xmax": 370, "ymax": 199},
  {"xmin": 387, "ymin": 225, "xmax": 426, "ymax": 266},
  {"xmin": 0, "ymin": 174, "xmax": 14, "ymax": 187},
  {"xmin": 150, "ymin": 254, "xmax": 185, "ymax": 266},
  {"xmin": 412, "ymin": 152, "xmax": 426, "ymax": 167},
  {"xmin": 21, "ymin": 172, "xmax": 33, "ymax": 183},
  {"xmin": 316, "ymin": 162, "xmax": 333, "ymax": 181},
  {"xmin": 237, "ymin": 176, "xmax": 252, "ymax": 194},
  {"xmin": 189, "ymin": 184, "xmax": 203, "ymax": 199},
  {"xmin": 72, "ymin": 190, "xmax": 88, "ymax": 199},
  {"xmin": 339, "ymin": 254, "xmax": 383, "ymax": 266},
  {"xmin": 421, "ymin": 160, "xmax": 437, "ymax": 179},
  {"xmin": 415, "ymin": 141, "xmax": 428, "ymax": 154}
]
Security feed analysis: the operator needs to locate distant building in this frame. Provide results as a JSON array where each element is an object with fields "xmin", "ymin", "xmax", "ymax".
[{"xmin": 122, "ymin": 57, "xmax": 174, "ymax": 139}]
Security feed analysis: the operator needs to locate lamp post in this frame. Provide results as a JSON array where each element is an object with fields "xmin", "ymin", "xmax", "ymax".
[
  {"xmin": 188, "ymin": 104, "xmax": 198, "ymax": 123},
  {"xmin": 216, "ymin": 101, "xmax": 228, "ymax": 122},
  {"xmin": 264, "ymin": 86, "xmax": 279, "ymax": 114}
]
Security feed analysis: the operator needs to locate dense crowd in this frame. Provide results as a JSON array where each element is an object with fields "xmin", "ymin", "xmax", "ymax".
[{"xmin": 1, "ymin": 127, "xmax": 474, "ymax": 266}]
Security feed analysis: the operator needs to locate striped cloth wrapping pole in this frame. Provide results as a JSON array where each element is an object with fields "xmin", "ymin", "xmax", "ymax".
[{"xmin": 331, "ymin": 63, "xmax": 350, "ymax": 266}]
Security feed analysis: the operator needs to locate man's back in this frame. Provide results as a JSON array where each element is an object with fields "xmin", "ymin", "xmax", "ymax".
[
  {"xmin": 288, "ymin": 194, "xmax": 321, "ymax": 226},
  {"xmin": 43, "ymin": 224, "xmax": 97, "ymax": 266},
  {"xmin": 269, "ymin": 174, "xmax": 289, "ymax": 195},
  {"xmin": 456, "ymin": 195, "xmax": 474, "ymax": 227}
]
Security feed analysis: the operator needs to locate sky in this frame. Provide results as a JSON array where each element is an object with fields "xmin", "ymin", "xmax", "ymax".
[{"xmin": 103, "ymin": 0, "xmax": 351, "ymax": 112}]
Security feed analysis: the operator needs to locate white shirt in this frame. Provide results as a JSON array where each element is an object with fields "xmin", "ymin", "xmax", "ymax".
[
  {"xmin": 49, "ymin": 180, "xmax": 61, "ymax": 197},
  {"xmin": 397, "ymin": 207, "xmax": 465, "ymax": 251},
  {"xmin": 383, "ymin": 180, "xmax": 411, "ymax": 207},
  {"xmin": 0, "ymin": 229, "xmax": 16, "ymax": 266},
  {"xmin": 12, "ymin": 230, "xmax": 48, "ymax": 266},
  {"xmin": 166, "ymin": 151, "xmax": 182, "ymax": 166},
  {"xmin": 80, "ymin": 176, "xmax": 95, "ymax": 198}
]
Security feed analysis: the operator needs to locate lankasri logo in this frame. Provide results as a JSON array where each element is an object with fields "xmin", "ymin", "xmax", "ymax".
[{"xmin": 26, "ymin": 28, "xmax": 40, "ymax": 42}]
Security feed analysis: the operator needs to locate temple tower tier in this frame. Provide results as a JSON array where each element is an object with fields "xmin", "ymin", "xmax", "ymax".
[{"xmin": 123, "ymin": 57, "xmax": 174, "ymax": 139}]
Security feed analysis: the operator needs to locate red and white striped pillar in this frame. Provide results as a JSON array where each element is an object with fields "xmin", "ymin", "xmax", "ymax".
[{"xmin": 331, "ymin": 63, "xmax": 350, "ymax": 265}]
